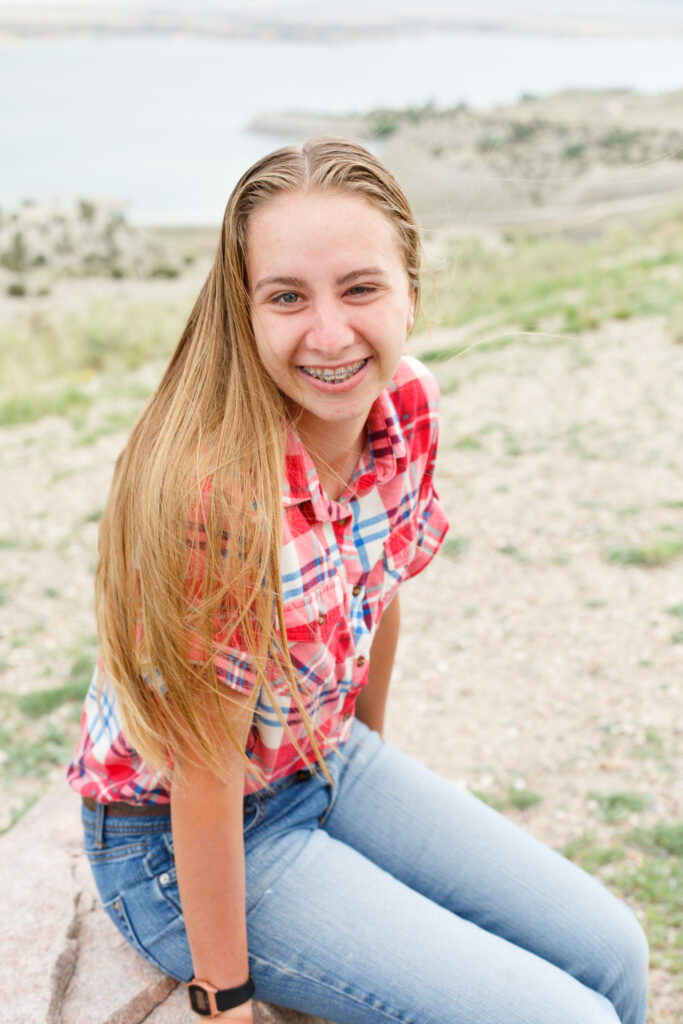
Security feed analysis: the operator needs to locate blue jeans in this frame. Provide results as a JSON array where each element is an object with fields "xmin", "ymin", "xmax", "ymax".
[{"xmin": 82, "ymin": 719, "xmax": 648, "ymax": 1024}]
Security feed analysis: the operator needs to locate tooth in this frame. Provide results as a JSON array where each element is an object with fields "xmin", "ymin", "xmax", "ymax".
[{"xmin": 301, "ymin": 359, "xmax": 366, "ymax": 382}]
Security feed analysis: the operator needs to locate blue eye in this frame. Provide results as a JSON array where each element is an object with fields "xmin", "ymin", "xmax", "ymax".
[{"xmin": 276, "ymin": 292, "xmax": 299, "ymax": 305}]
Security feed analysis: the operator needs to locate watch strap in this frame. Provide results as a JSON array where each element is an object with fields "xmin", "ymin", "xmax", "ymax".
[{"xmin": 188, "ymin": 976, "xmax": 255, "ymax": 1016}]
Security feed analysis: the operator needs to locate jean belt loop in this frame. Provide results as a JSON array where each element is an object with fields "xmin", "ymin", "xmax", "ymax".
[{"xmin": 94, "ymin": 800, "xmax": 107, "ymax": 849}]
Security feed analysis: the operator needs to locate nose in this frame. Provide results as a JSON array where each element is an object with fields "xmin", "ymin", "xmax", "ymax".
[{"xmin": 306, "ymin": 299, "xmax": 355, "ymax": 357}]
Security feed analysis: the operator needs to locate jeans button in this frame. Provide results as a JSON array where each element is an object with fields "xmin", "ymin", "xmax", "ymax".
[
  {"xmin": 112, "ymin": 899, "xmax": 122, "ymax": 912},
  {"xmin": 159, "ymin": 872, "xmax": 171, "ymax": 885}
]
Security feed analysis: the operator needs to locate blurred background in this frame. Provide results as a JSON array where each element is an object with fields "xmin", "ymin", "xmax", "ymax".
[{"xmin": 0, "ymin": 4, "xmax": 682, "ymax": 1019}]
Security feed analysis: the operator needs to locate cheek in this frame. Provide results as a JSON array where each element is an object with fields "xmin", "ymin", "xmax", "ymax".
[
  {"xmin": 368, "ymin": 302, "xmax": 411, "ymax": 346},
  {"xmin": 253, "ymin": 316, "xmax": 289, "ymax": 364}
]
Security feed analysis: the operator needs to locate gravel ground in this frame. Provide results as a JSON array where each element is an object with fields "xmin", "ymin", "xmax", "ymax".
[{"xmin": 0, "ymin": 311, "xmax": 681, "ymax": 1020}]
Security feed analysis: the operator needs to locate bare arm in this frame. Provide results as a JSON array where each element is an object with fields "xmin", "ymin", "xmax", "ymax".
[
  {"xmin": 170, "ymin": 690, "xmax": 254, "ymax": 1021},
  {"xmin": 354, "ymin": 593, "xmax": 400, "ymax": 737}
]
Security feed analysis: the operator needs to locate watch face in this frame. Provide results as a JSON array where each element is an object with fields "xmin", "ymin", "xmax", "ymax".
[{"xmin": 188, "ymin": 984, "xmax": 212, "ymax": 1015}]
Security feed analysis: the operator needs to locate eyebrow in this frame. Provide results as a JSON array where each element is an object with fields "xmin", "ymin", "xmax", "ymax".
[{"xmin": 253, "ymin": 266, "xmax": 388, "ymax": 294}]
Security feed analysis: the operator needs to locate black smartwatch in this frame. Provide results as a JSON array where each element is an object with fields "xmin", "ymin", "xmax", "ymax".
[{"xmin": 188, "ymin": 976, "xmax": 255, "ymax": 1017}]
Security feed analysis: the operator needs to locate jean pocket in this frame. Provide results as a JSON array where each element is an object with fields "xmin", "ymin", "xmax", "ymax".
[
  {"xmin": 85, "ymin": 838, "xmax": 148, "ymax": 866},
  {"xmin": 142, "ymin": 831, "xmax": 183, "ymax": 915},
  {"xmin": 103, "ymin": 888, "xmax": 186, "ymax": 977}
]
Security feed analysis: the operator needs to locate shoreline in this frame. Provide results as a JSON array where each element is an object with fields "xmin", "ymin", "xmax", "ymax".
[{"xmin": 2, "ymin": 12, "xmax": 683, "ymax": 44}]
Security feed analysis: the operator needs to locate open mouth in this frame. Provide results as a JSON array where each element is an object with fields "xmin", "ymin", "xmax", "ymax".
[{"xmin": 299, "ymin": 359, "xmax": 368, "ymax": 384}]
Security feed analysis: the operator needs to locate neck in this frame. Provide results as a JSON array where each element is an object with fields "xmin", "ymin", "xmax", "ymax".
[{"xmin": 296, "ymin": 416, "xmax": 367, "ymax": 502}]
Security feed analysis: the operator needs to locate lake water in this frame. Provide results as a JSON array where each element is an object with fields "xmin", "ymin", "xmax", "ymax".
[{"xmin": 2, "ymin": 32, "xmax": 682, "ymax": 224}]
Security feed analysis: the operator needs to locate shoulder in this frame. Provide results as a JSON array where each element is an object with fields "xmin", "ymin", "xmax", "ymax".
[
  {"xmin": 386, "ymin": 355, "xmax": 441, "ymax": 448},
  {"xmin": 387, "ymin": 354, "xmax": 441, "ymax": 416}
]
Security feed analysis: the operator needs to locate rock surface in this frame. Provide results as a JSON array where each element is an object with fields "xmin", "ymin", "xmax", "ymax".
[{"xmin": 0, "ymin": 784, "xmax": 328, "ymax": 1024}]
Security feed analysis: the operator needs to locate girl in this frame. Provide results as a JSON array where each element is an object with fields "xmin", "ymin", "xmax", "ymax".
[{"xmin": 68, "ymin": 138, "xmax": 648, "ymax": 1024}]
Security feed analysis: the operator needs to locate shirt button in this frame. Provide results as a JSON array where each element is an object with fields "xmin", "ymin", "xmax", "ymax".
[
  {"xmin": 356, "ymin": 655, "xmax": 366, "ymax": 667},
  {"xmin": 352, "ymin": 585, "xmax": 362, "ymax": 597},
  {"xmin": 342, "ymin": 711, "xmax": 351, "ymax": 722},
  {"xmin": 317, "ymin": 613, "xmax": 326, "ymax": 625},
  {"xmin": 112, "ymin": 899, "xmax": 122, "ymax": 912}
]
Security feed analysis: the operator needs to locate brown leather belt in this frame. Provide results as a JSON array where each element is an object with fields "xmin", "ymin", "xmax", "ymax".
[{"xmin": 82, "ymin": 795, "xmax": 171, "ymax": 817}]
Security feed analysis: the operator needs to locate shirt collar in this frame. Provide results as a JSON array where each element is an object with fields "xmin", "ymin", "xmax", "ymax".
[{"xmin": 282, "ymin": 384, "xmax": 408, "ymax": 521}]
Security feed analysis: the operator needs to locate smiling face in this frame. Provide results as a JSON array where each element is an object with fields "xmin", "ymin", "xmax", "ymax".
[{"xmin": 246, "ymin": 189, "xmax": 415, "ymax": 458}]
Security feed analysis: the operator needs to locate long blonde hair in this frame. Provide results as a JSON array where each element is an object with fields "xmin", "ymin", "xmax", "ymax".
[{"xmin": 96, "ymin": 137, "xmax": 421, "ymax": 785}]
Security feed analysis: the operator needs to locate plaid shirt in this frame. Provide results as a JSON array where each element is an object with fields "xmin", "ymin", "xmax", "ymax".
[{"xmin": 67, "ymin": 355, "xmax": 449, "ymax": 801}]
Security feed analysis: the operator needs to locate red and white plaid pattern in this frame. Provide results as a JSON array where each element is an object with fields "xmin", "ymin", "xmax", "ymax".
[{"xmin": 67, "ymin": 356, "xmax": 449, "ymax": 801}]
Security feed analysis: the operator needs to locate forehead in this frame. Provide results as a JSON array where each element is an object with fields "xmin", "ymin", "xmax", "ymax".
[{"xmin": 245, "ymin": 190, "xmax": 404, "ymax": 279}]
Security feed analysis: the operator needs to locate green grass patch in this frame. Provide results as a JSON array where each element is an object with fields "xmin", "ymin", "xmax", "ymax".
[
  {"xmin": 419, "ymin": 341, "xmax": 469, "ymax": 363},
  {"xmin": 589, "ymin": 790, "xmax": 650, "ymax": 824},
  {"xmin": 15, "ymin": 645, "xmax": 94, "ymax": 717},
  {"xmin": 82, "ymin": 507, "xmax": 103, "ymax": 524},
  {"xmin": 631, "ymin": 727, "xmax": 666, "ymax": 761},
  {"xmin": 6, "ymin": 720, "xmax": 75, "ymax": 779},
  {"xmin": 68, "ymin": 650, "xmax": 96, "ymax": 688},
  {"xmin": 453, "ymin": 433, "xmax": 484, "ymax": 451},
  {"xmin": 0, "ymin": 795, "xmax": 40, "ymax": 836},
  {"xmin": 606, "ymin": 536, "xmax": 683, "ymax": 568},
  {"xmin": 0, "ymin": 384, "xmax": 92, "ymax": 427},
  {"xmin": 628, "ymin": 821, "xmax": 683, "ymax": 857},
  {"xmin": 498, "ymin": 543, "xmax": 529, "ymax": 562},
  {"xmin": 613, "ymin": 856, "xmax": 682, "ymax": 974},
  {"xmin": 507, "ymin": 787, "xmax": 543, "ymax": 811},
  {"xmin": 418, "ymin": 205, "xmax": 683, "ymax": 351},
  {"xmin": 564, "ymin": 822, "xmax": 683, "ymax": 976},
  {"xmin": 76, "ymin": 405, "xmax": 141, "ymax": 445},
  {"xmin": 0, "ymin": 297, "xmax": 189, "ymax": 425},
  {"xmin": 472, "ymin": 786, "xmax": 543, "ymax": 813},
  {"xmin": 16, "ymin": 678, "xmax": 90, "ymax": 716},
  {"xmin": 442, "ymin": 536, "xmax": 470, "ymax": 560},
  {"xmin": 562, "ymin": 832, "xmax": 627, "ymax": 874}
]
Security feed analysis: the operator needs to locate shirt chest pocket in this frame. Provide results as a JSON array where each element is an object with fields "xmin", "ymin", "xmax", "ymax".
[{"xmin": 274, "ymin": 575, "xmax": 351, "ymax": 694}]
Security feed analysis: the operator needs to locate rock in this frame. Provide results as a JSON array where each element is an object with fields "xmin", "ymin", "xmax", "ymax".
[
  {"xmin": 59, "ymin": 905, "xmax": 177, "ymax": 1024},
  {"xmin": 0, "ymin": 784, "xmax": 329, "ymax": 1024},
  {"xmin": 0, "ymin": 786, "xmax": 81, "ymax": 1024},
  {"xmin": 0, "ymin": 198, "xmax": 179, "ymax": 279}
]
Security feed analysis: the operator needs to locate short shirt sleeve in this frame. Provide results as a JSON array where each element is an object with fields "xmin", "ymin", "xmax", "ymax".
[
  {"xmin": 403, "ymin": 474, "xmax": 449, "ymax": 581},
  {"xmin": 398, "ymin": 359, "xmax": 449, "ymax": 581}
]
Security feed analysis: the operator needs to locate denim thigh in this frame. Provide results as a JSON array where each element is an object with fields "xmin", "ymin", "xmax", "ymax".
[
  {"xmin": 318, "ymin": 720, "xmax": 648, "ymax": 1024},
  {"xmin": 241, "ymin": 722, "xmax": 647, "ymax": 1024}
]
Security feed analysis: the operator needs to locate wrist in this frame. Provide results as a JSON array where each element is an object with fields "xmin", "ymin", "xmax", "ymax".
[
  {"xmin": 187, "ymin": 976, "xmax": 254, "ymax": 1017},
  {"xmin": 214, "ymin": 1002, "xmax": 253, "ymax": 1021}
]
